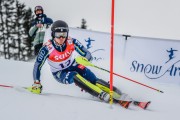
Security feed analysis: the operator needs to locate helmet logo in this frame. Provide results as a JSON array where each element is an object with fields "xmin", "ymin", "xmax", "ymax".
[{"xmin": 54, "ymin": 27, "xmax": 68, "ymax": 32}]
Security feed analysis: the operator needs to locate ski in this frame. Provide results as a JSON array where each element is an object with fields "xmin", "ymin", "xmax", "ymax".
[
  {"xmin": 113, "ymin": 99, "xmax": 132, "ymax": 109},
  {"xmin": 113, "ymin": 98, "xmax": 151, "ymax": 110},
  {"xmin": 133, "ymin": 101, "xmax": 151, "ymax": 109}
]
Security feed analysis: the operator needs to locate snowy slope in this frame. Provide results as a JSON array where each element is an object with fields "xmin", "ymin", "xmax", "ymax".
[{"xmin": 0, "ymin": 59, "xmax": 180, "ymax": 120}]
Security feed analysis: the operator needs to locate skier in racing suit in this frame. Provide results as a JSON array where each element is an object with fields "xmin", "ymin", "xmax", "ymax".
[
  {"xmin": 31, "ymin": 20, "xmax": 150, "ymax": 109},
  {"xmin": 32, "ymin": 20, "xmax": 112, "ymax": 102}
]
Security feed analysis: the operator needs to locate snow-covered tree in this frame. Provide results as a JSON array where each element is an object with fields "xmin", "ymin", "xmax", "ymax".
[
  {"xmin": 0, "ymin": 0, "xmax": 34, "ymax": 61},
  {"xmin": 81, "ymin": 18, "xmax": 87, "ymax": 29}
]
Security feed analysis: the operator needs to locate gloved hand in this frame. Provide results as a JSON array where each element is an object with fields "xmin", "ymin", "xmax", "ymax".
[
  {"xmin": 31, "ymin": 80, "xmax": 42, "ymax": 94},
  {"xmin": 36, "ymin": 23, "xmax": 43, "ymax": 28},
  {"xmin": 85, "ymin": 53, "xmax": 93, "ymax": 61}
]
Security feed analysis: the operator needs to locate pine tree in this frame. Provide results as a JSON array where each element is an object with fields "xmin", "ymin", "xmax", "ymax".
[
  {"xmin": 22, "ymin": 8, "xmax": 34, "ymax": 60},
  {"xmin": 81, "ymin": 18, "xmax": 87, "ymax": 29},
  {"xmin": 15, "ymin": 0, "xmax": 26, "ymax": 60},
  {"xmin": 1, "ymin": 0, "xmax": 16, "ymax": 59},
  {"xmin": 0, "ymin": 0, "xmax": 5, "ymax": 57},
  {"xmin": 0, "ymin": 0, "xmax": 34, "ymax": 61}
]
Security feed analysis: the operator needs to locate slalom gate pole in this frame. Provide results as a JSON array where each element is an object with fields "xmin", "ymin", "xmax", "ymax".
[
  {"xmin": 75, "ymin": 57, "xmax": 164, "ymax": 93},
  {"xmin": 109, "ymin": 0, "xmax": 115, "ymax": 105}
]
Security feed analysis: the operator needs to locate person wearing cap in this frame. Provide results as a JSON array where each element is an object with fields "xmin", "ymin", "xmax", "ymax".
[{"xmin": 29, "ymin": 6, "xmax": 53, "ymax": 55}]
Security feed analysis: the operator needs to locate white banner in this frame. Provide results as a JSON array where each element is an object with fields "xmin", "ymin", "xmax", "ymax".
[{"xmin": 124, "ymin": 37, "xmax": 180, "ymax": 84}]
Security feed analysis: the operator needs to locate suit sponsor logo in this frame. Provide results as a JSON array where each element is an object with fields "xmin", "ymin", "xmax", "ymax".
[
  {"xmin": 38, "ymin": 50, "xmax": 46, "ymax": 61},
  {"xmin": 54, "ymin": 50, "xmax": 73, "ymax": 61}
]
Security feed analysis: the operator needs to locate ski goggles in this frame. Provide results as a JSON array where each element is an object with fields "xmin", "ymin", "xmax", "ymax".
[{"xmin": 54, "ymin": 32, "xmax": 68, "ymax": 38}]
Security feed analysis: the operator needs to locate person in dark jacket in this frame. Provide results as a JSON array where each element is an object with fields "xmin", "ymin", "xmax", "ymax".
[{"xmin": 29, "ymin": 6, "xmax": 53, "ymax": 55}]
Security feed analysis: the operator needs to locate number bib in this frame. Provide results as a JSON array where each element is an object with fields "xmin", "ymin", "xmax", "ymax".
[
  {"xmin": 46, "ymin": 40, "xmax": 75, "ymax": 72},
  {"xmin": 47, "ymin": 57, "xmax": 74, "ymax": 72}
]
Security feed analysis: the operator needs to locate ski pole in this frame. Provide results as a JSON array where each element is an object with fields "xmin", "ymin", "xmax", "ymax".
[
  {"xmin": 0, "ymin": 84, "xmax": 13, "ymax": 88},
  {"xmin": 75, "ymin": 57, "xmax": 164, "ymax": 93},
  {"xmin": 0, "ymin": 84, "xmax": 28, "ymax": 89},
  {"xmin": 0, "ymin": 84, "xmax": 42, "ymax": 94},
  {"xmin": 0, "ymin": 84, "xmax": 32, "ymax": 91}
]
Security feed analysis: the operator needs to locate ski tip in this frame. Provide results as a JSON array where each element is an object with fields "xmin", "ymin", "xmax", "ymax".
[
  {"xmin": 134, "ymin": 101, "xmax": 151, "ymax": 110},
  {"xmin": 141, "ymin": 101, "xmax": 151, "ymax": 110},
  {"xmin": 143, "ymin": 101, "xmax": 151, "ymax": 110}
]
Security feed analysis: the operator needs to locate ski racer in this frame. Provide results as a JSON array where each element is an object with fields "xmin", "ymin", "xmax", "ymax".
[
  {"xmin": 31, "ymin": 20, "xmax": 150, "ymax": 109},
  {"xmin": 29, "ymin": 6, "xmax": 53, "ymax": 55}
]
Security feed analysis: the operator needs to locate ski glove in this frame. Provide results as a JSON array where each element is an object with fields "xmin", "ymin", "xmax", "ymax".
[
  {"xmin": 31, "ymin": 80, "xmax": 42, "ymax": 94},
  {"xmin": 85, "ymin": 52, "xmax": 93, "ymax": 61}
]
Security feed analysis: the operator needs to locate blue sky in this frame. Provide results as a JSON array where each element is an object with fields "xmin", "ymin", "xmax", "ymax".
[{"xmin": 19, "ymin": 0, "xmax": 180, "ymax": 40}]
